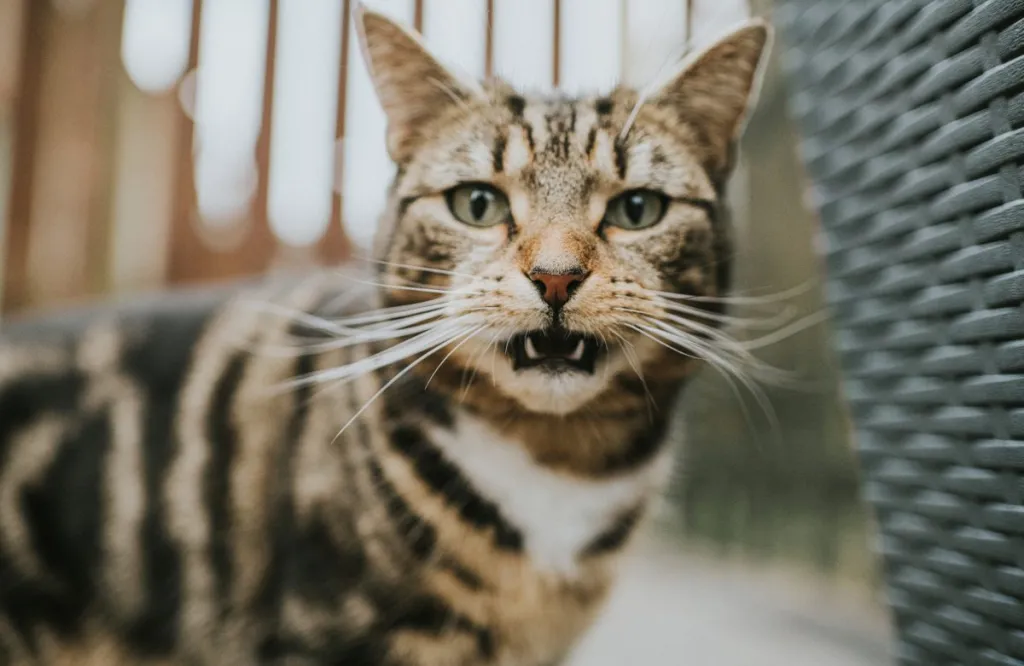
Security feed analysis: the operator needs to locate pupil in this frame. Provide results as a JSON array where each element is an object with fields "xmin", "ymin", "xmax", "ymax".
[
  {"xmin": 625, "ymin": 194, "xmax": 645, "ymax": 223},
  {"xmin": 470, "ymin": 190, "xmax": 490, "ymax": 220}
]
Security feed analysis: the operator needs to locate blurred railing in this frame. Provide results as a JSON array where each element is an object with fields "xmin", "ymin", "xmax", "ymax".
[{"xmin": 0, "ymin": 0, "xmax": 759, "ymax": 314}]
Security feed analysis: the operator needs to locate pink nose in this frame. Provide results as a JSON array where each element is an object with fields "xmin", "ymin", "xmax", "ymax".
[{"xmin": 529, "ymin": 270, "xmax": 588, "ymax": 309}]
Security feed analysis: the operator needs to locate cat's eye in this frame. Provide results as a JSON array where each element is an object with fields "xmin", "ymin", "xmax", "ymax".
[
  {"xmin": 445, "ymin": 183, "xmax": 511, "ymax": 227},
  {"xmin": 603, "ymin": 189, "xmax": 668, "ymax": 231}
]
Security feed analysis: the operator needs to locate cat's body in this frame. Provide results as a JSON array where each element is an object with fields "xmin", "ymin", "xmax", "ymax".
[
  {"xmin": 0, "ymin": 277, "xmax": 666, "ymax": 666},
  {"xmin": 0, "ymin": 7, "xmax": 769, "ymax": 665}
]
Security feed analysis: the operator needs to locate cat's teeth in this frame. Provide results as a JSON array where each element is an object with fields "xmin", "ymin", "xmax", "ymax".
[
  {"xmin": 524, "ymin": 336, "xmax": 542, "ymax": 360},
  {"xmin": 568, "ymin": 339, "xmax": 586, "ymax": 362}
]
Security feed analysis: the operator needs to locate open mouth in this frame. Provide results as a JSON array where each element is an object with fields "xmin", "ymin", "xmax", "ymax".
[{"xmin": 508, "ymin": 328, "xmax": 603, "ymax": 374}]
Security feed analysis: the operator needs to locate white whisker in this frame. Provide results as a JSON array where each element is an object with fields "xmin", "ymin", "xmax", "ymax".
[
  {"xmin": 426, "ymin": 326, "xmax": 487, "ymax": 388},
  {"xmin": 331, "ymin": 326, "xmax": 480, "ymax": 441},
  {"xmin": 738, "ymin": 309, "xmax": 831, "ymax": 351},
  {"xmin": 354, "ymin": 256, "xmax": 478, "ymax": 280},
  {"xmin": 643, "ymin": 279, "xmax": 817, "ymax": 305},
  {"xmin": 274, "ymin": 320, "xmax": 476, "ymax": 392}
]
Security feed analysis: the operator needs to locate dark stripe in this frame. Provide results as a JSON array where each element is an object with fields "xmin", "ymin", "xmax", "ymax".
[
  {"xmin": 384, "ymin": 378, "xmax": 454, "ymax": 428},
  {"xmin": 368, "ymin": 457, "xmax": 438, "ymax": 559},
  {"xmin": 676, "ymin": 196, "xmax": 718, "ymax": 223},
  {"xmin": 390, "ymin": 595, "xmax": 495, "ymax": 660},
  {"xmin": 585, "ymin": 127, "xmax": 597, "ymax": 157},
  {"xmin": 397, "ymin": 195, "xmax": 419, "ymax": 220},
  {"xmin": 255, "ymin": 338, "xmax": 316, "ymax": 617},
  {"xmin": 563, "ymin": 106, "xmax": 576, "ymax": 155},
  {"xmin": 388, "ymin": 425, "xmax": 523, "ymax": 551},
  {"xmin": 596, "ymin": 419, "xmax": 669, "ymax": 477},
  {"xmin": 366, "ymin": 449, "xmax": 437, "ymax": 560},
  {"xmin": 506, "ymin": 94, "xmax": 526, "ymax": 117},
  {"xmin": 521, "ymin": 121, "xmax": 535, "ymax": 152},
  {"xmin": 19, "ymin": 409, "xmax": 108, "ymax": 637},
  {"xmin": 438, "ymin": 556, "xmax": 484, "ymax": 591},
  {"xmin": 492, "ymin": 134, "xmax": 506, "ymax": 173},
  {"xmin": 613, "ymin": 138, "xmax": 628, "ymax": 180},
  {"xmin": 581, "ymin": 504, "xmax": 644, "ymax": 557},
  {"xmin": 0, "ymin": 371, "xmax": 83, "ymax": 461},
  {"xmin": 205, "ymin": 352, "xmax": 247, "ymax": 612},
  {"xmin": 288, "ymin": 511, "xmax": 366, "ymax": 607},
  {"xmin": 121, "ymin": 306, "xmax": 215, "ymax": 654}
]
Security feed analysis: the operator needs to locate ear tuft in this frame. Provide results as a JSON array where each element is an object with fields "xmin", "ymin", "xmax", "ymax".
[
  {"xmin": 354, "ymin": 4, "xmax": 477, "ymax": 162},
  {"xmin": 654, "ymin": 19, "xmax": 771, "ymax": 174}
]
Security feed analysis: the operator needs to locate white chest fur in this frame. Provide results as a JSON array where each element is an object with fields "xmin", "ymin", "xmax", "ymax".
[{"xmin": 426, "ymin": 414, "xmax": 672, "ymax": 576}]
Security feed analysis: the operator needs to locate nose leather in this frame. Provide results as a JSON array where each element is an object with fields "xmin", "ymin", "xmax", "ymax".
[{"xmin": 529, "ymin": 270, "xmax": 588, "ymax": 309}]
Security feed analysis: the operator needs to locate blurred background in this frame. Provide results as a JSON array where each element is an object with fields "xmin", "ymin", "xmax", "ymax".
[{"xmin": 0, "ymin": 0, "xmax": 889, "ymax": 662}]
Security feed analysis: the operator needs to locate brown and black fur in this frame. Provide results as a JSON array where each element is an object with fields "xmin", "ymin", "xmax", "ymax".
[{"xmin": 0, "ymin": 7, "xmax": 769, "ymax": 666}]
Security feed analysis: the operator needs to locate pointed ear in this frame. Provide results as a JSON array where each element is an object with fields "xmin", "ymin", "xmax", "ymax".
[
  {"xmin": 354, "ymin": 4, "xmax": 478, "ymax": 163},
  {"xmin": 653, "ymin": 20, "xmax": 770, "ymax": 175}
]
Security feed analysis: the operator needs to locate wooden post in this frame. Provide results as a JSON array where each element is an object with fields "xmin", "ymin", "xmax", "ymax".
[
  {"xmin": 3, "ymin": 0, "xmax": 125, "ymax": 313},
  {"xmin": 168, "ymin": 0, "xmax": 280, "ymax": 285},
  {"xmin": 552, "ymin": 0, "xmax": 561, "ymax": 87},
  {"xmin": 484, "ymin": 0, "xmax": 494, "ymax": 78},
  {"xmin": 1, "ymin": 0, "xmax": 34, "ymax": 314},
  {"xmin": 317, "ymin": 0, "xmax": 353, "ymax": 267}
]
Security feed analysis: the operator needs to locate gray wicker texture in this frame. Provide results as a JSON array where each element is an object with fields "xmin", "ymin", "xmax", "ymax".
[{"xmin": 775, "ymin": 1, "xmax": 1024, "ymax": 664}]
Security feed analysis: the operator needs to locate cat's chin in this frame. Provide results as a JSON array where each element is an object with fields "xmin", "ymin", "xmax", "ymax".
[{"xmin": 495, "ymin": 364, "xmax": 609, "ymax": 415}]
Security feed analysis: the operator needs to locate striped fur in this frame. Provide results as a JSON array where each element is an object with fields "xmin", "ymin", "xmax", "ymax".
[{"xmin": 0, "ymin": 9, "xmax": 769, "ymax": 666}]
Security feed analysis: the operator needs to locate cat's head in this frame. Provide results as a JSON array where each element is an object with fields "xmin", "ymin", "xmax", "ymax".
[{"xmin": 356, "ymin": 7, "xmax": 770, "ymax": 416}]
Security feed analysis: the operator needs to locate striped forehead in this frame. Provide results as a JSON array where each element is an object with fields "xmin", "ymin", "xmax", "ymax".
[
  {"xmin": 400, "ymin": 90, "xmax": 714, "ymax": 202},
  {"xmin": 499, "ymin": 95, "xmax": 625, "ymax": 184}
]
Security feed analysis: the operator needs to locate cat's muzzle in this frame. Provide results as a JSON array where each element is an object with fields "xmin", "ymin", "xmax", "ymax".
[{"xmin": 507, "ymin": 327, "xmax": 604, "ymax": 374}]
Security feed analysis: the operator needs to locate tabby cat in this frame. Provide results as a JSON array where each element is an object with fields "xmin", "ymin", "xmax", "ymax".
[{"xmin": 0, "ymin": 7, "xmax": 769, "ymax": 665}]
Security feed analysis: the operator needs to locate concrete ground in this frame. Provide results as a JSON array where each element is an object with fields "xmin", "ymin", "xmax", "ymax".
[{"xmin": 566, "ymin": 534, "xmax": 893, "ymax": 666}]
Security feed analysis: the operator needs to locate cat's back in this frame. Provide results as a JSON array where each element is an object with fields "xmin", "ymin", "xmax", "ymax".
[{"xmin": 0, "ymin": 274, "xmax": 364, "ymax": 665}]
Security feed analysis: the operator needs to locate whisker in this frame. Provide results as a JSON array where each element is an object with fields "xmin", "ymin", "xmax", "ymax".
[
  {"xmin": 331, "ymin": 326, "xmax": 480, "ymax": 441},
  {"xmin": 627, "ymin": 323, "xmax": 781, "ymax": 443},
  {"xmin": 739, "ymin": 309, "xmax": 831, "ymax": 351},
  {"xmin": 354, "ymin": 256, "xmax": 479, "ymax": 280},
  {"xmin": 642, "ymin": 279, "xmax": 818, "ymax": 305},
  {"xmin": 611, "ymin": 330, "xmax": 656, "ymax": 420},
  {"xmin": 426, "ymin": 326, "xmax": 487, "ymax": 388},
  {"xmin": 637, "ymin": 317, "xmax": 797, "ymax": 386},
  {"xmin": 650, "ymin": 298, "xmax": 800, "ymax": 330},
  {"xmin": 336, "ymin": 274, "xmax": 467, "ymax": 297},
  {"xmin": 252, "ymin": 317, "xmax": 468, "ymax": 358},
  {"xmin": 274, "ymin": 320, "xmax": 476, "ymax": 392}
]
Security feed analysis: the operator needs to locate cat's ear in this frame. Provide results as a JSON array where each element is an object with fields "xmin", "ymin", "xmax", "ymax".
[
  {"xmin": 652, "ymin": 20, "xmax": 770, "ymax": 174},
  {"xmin": 355, "ymin": 4, "xmax": 479, "ymax": 162}
]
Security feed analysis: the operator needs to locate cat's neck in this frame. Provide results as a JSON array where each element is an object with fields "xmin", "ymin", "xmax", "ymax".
[{"xmin": 398, "ymin": 363, "xmax": 684, "ymax": 479}]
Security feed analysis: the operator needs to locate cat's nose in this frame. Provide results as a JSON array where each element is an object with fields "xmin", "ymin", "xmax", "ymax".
[{"xmin": 529, "ymin": 268, "xmax": 589, "ymax": 310}]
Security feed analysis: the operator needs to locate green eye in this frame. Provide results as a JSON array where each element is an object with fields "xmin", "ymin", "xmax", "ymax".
[
  {"xmin": 445, "ymin": 183, "xmax": 510, "ymax": 227},
  {"xmin": 604, "ymin": 189, "xmax": 668, "ymax": 230}
]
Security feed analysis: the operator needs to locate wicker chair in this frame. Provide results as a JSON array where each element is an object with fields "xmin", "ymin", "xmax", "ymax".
[{"xmin": 777, "ymin": 1, "xmax": 1024, "ymax": 663}]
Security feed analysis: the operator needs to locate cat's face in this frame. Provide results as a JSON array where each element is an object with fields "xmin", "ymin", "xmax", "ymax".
[{"xmin": 357, "ymin": 8, "xmax": 769, "ymax": 415}]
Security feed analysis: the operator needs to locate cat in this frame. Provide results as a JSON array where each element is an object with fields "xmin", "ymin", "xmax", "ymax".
[{"xmin": 0, "ymin": 6, "xmax": 769, "ymax": 665}]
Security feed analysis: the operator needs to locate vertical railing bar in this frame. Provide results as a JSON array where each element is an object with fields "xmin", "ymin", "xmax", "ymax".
[
  {"xmin": 484, "ymin": 0, "xmax": 494, "ymax": 79},
  {"xmin": 414, "ymin": 0, "xmax": 424, "ymax": 32},
  {"xmin": 1, "ymin": 0, "xmax": 43, "ymax": 312},
  {"xmin": 88, "ymin": 0, "xmax": 128, "ymax": 300},
  {"xmin": 552, "ymin": 0, "xmax": 561, "ymax": 87},
  {"xmin": 685, "ymin": 0, "xmax": 693, "ymax": 50},
  {"xmin": 168, "ymin": 0, "xmax": 204, "ymax": 282},
  {"xmin": 618, "ymin": 0, "xmax": 627, "ymax": 84},
  {"xmin": 252, "ymin": 0, "xmax": 280, "ymax": 248},
  {"xmin": 321, "ymin": 0, "xmax": 353, "ymax": 263}
]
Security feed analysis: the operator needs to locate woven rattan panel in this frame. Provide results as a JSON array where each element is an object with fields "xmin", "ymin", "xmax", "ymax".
[{"xmin": 775, "ymin": 1, "xmax": 1024, "ymax": 663}]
